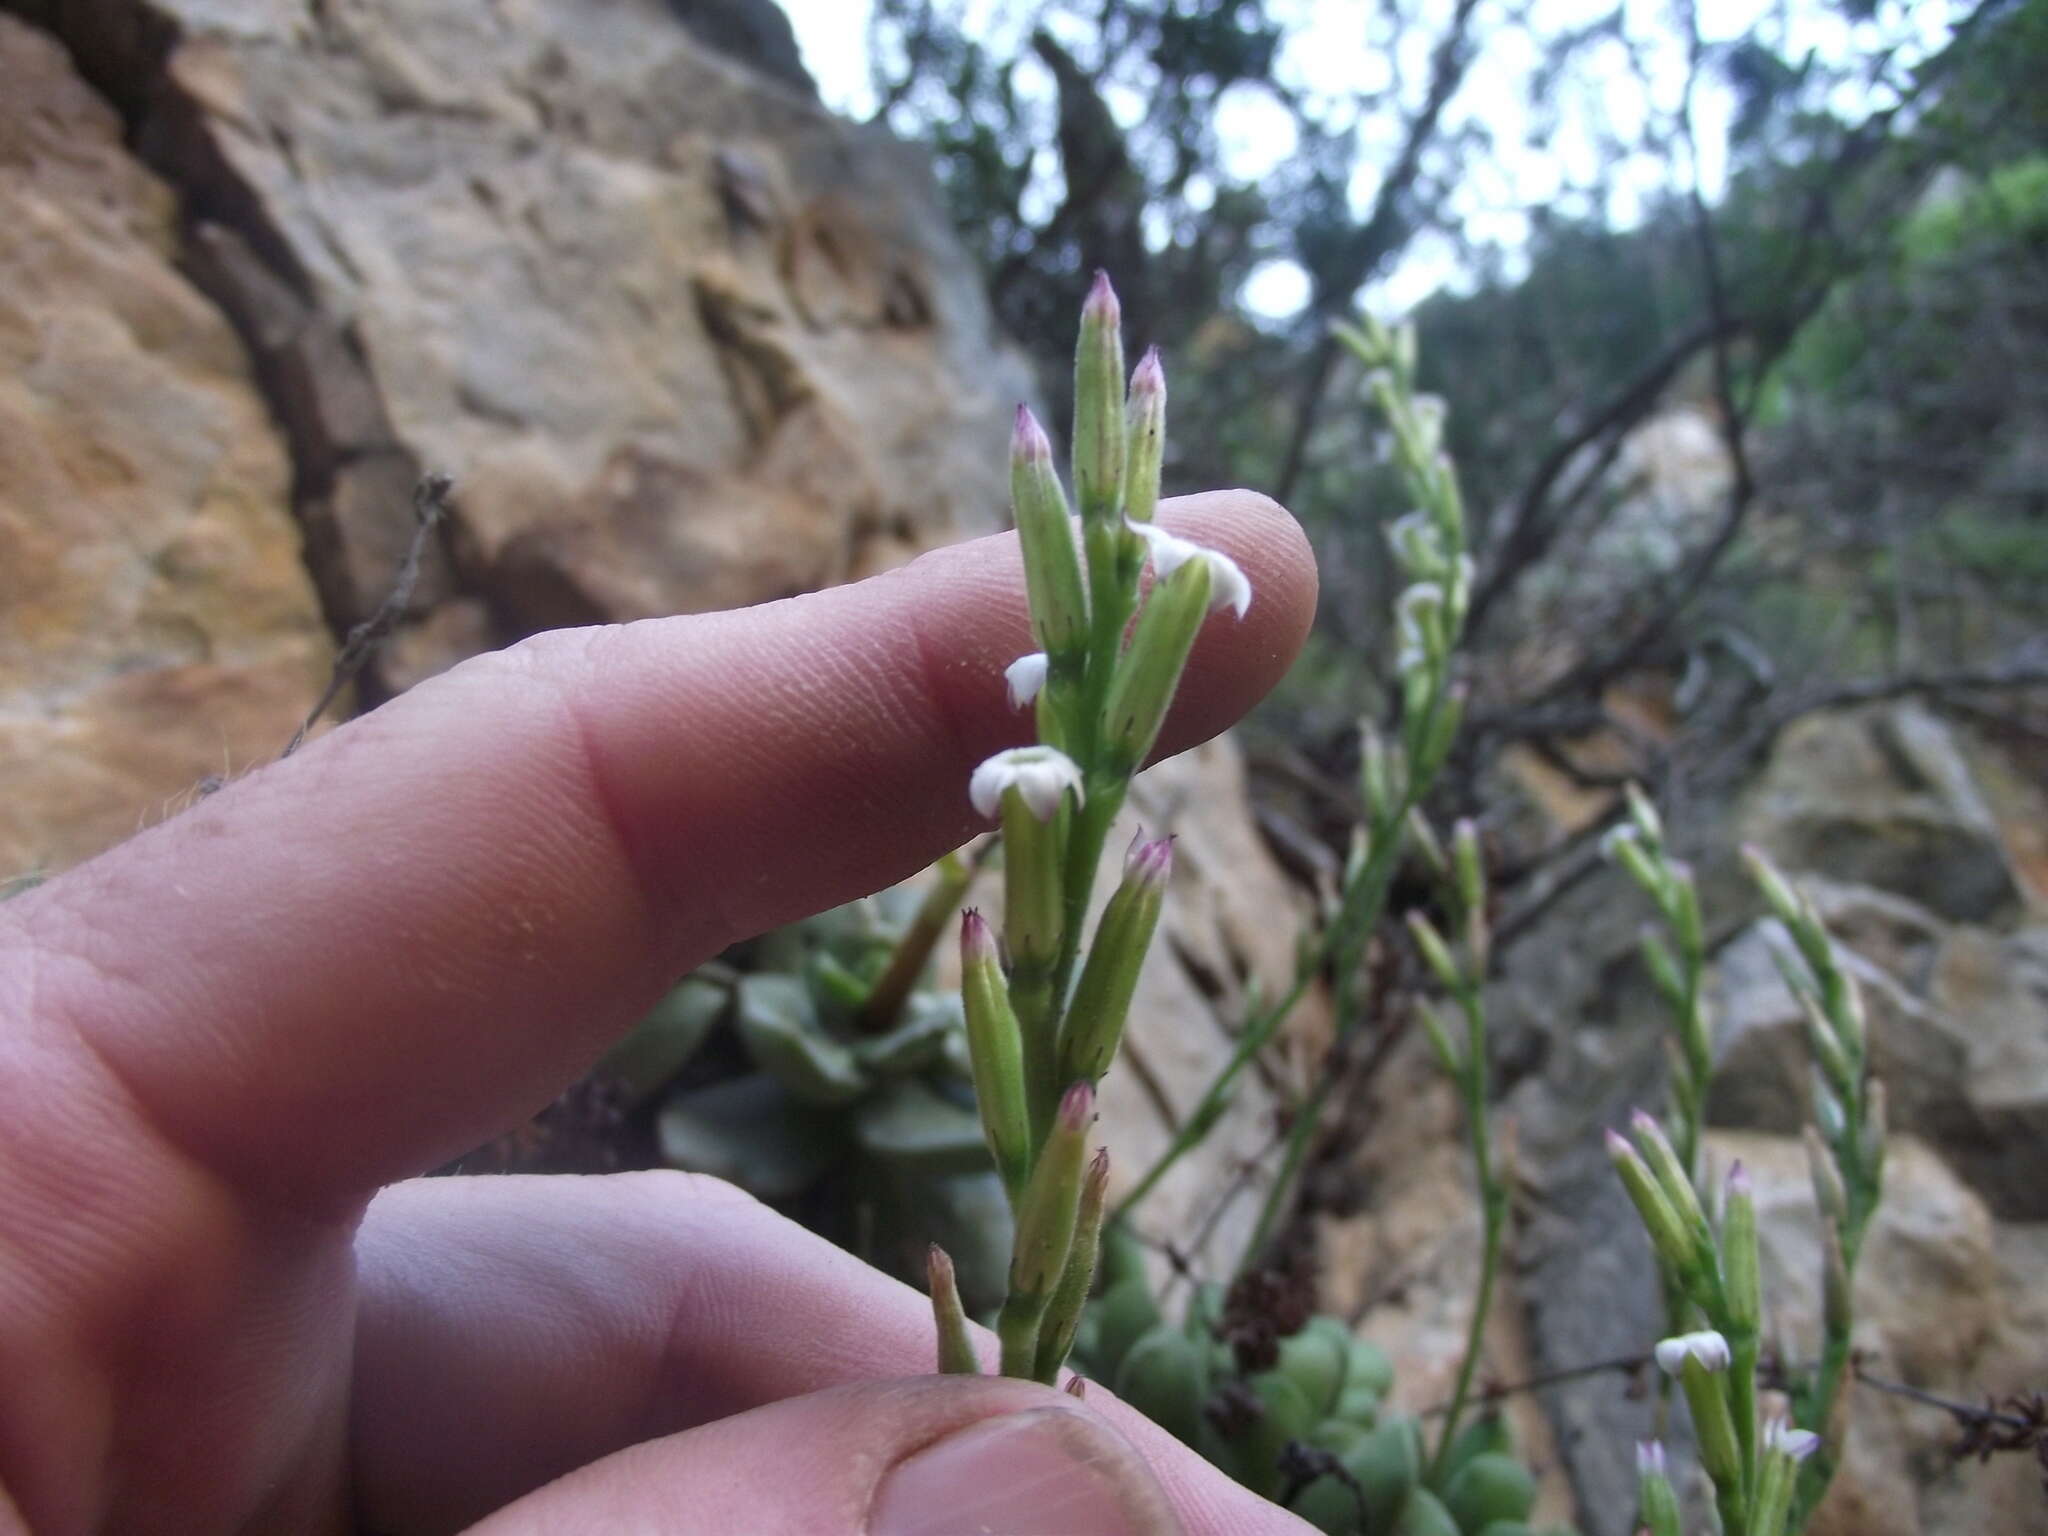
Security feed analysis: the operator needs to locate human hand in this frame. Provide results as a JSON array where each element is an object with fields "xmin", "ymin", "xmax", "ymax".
[{"xmin": 0, "ymin": 491, "xmax": 1317, "ymax": 1535}]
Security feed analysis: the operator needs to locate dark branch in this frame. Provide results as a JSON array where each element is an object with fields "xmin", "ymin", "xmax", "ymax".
[{"xmin": 282, "ymin": 473, "xmax": 452, "ymax": 758}]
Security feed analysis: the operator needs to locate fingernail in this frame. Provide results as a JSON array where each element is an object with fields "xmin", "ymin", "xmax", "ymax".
[{"xmin": 871, "ymin": 1407, "xmax": 1181, "ymax": 1536}]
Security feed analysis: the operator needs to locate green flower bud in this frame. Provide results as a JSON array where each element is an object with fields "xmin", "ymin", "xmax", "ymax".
[
  {"xmin": 999, "ymin": 783, "xmax": 1067, "ymax": 978},
  {"xmin": 1060, "ymin": 836, "xmax": 1172, "ymax": 1083},
  {"xmin": 927, "ymin": 1245, "xmax": 981, "ymax": 1375},
  {"xmin": 1122, "ymin": 347, "xmax": 1165, "ymax": 525},
  {"xmin": 1405, "ymin": 807, "xmax": 1449, "ymax": 880},
  {"xmin": 1635, "ymin": 1441, "xmax": 1682, "ymax": 1536},
  {"xmin": 1010, "ymin": 405, "xmax": 1091, "ymax": 659},
  {"xmin": 1359, "ymin": 720, "xmax": 1397, "ymax": 819},
  {"xmin": 1073, "ymin": 271, "xmax": 1126, "ymax": 524},
  {"xmin": 1602, "ymin": 823, "xmax": 1669, "ymax": 905},
  {"xmin": 1451, "ymin": 818, "xmax": 1486, "ymax": 923},
  {"xmin": 1822, "ymin": 1223, "xmax": 1852, "ymax": 1338},
  {"xmin": 1743, "ymin": 843, "xmax": 1802, "ymax": 927},
  {"xmin": 1407, "ymin": 911, "xmax": 1462, "ymax": 993},
  {"xmin": 1675, "ymin": 1348, "xmax": 1743, "ymax": 1494},
  {"xmin": 1630, "ymin": 1109, "xmax": 1714, "ymax": 1271},
  {"xmin": 1416, "ymin": 997, "xmax": 1461, "ymax": 1076},
  {"xmin": 1799, "ymin": 989, "xmax": 1856, "ymax": 1099},
  {"xmin": 1608, "ymin": 1129, "xmax": 1700, "ymax": 1282},
  {"xmin": 1836, "ymin": 965, "xmax": 1868, "ymax": 1056},
  {"xmin": 1723, "ymin": 1161, "xmax": 1760, "ymax": 1334},
  {"xmin": 1034, "ymin": 1148, "xmax": 1111, "ymax": 1382},
  {"xmin": 1624, "ymin": 781, "xmax": 1665, "ymax": 849},
  {"xmin": 1416, "ymin": 683, "xmax": 1466, "ymax": 783},
  {"xmin": 1804, "ymin": 1124, "xmax": 1848, "ymax": 1228},
  {"xmin": 1101, "ymin": 556, "xmax": 1210, "ymax": 775},
  {"xmin": 1010, "ymin": 1082, "xmax": 1095, "ymax": 1299},
  {"xmin": 1860, "ymin": 1078, "xmax": 1888, "ymax": 1185},
  {"xmin": 1640, "ymin": 927, "xmax": 1686, "ymax": 1011},
  {"xmin": 1667, "ymin": 861, "xmax": 1704, "ymax": 962},
  {"xmin": 960, "ymin": 911, "xmax": 1031, "ymax": 1198}
]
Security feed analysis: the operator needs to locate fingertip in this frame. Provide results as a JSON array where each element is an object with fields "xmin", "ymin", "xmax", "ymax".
[{"xmin": 1150, "ymin": 489, "xmax": 1318, "ymax": 756}]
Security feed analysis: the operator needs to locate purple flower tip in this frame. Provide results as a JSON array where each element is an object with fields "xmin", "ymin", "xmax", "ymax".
[
  {"xmin": 1635, "ymin": 1439, "xmax": 1667, "ymax": 1476},
  {"xmin": 1604, "ymin": 1127, "xmax": 1632, "ymax": 1156},
  {"xmin": 1084, "ymin": 269, "xmax": 1120, "ymax": 320},
  {"xmin": 961, "ymin": 908, "xmax": 997, "ymax": 959},
  {"xmin": 1630, "ymin": 1107, "xmax": 1657, "ymax": 1132},
  {"xmin": 1728, "ymin": 1160, "xmax": 1752, "ymax": 1196},
  {"xmin": 1013, "ymin": 403, "xmax": 1052, "ymax": 462},
  {"xmin": 1127, "ymin": 833, "xmax": 1174, "ymax": 885},
  {"xmin": 1057, "ymin": 1080, "xmax": 1096, "ymax": 1130},
  {"xmin": 1131, "ymin": 346, "xmax": 1165, "ymax": 397}
]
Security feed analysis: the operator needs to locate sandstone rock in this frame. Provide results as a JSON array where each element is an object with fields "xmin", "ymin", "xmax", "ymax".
[
  {"xmin": 1706, "ymin": 891, "xmax": 1970, "ymax": 1144},
  {"xmin": 1736, "ymin": 703, "xmax": 2021, "ymax": 923},
  {"xmin": 1705, "ymin": 879, "xmax": 2048, "ymax": 1220},
  {"xmin": 1316, "ymin": 1035, "xmax": 1578, "ymax": 1528},
  {"xmin": 0, "ymin": 14, "xmax": 329, "ymax": 876},
  {"xmin": 1930, "ymin": 924, "xmax": 2048, "ymax": 1219},
  {"xmin": 36, "ymin": 0, "xmax": 1033, "ymax": 688}
]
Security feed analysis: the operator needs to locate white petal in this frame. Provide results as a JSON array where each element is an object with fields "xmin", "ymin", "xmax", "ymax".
[
  {"xmin": 968, "ymin": 746, "xmax": 1084, "ymax": 822},
  {"xmin": 1653, "ymin": 1336, "xmax": 1689, "ymax": 1376},
  {"xmin": 969, "ymin": 756, "xmax": 1011, "ymax": 819},
  {"xmin": 1004, "ymin": 653, "xmax": 1049, "ymax": 710},
  {"xmin": 1692, "ymin": 1330, "xmax": 1732, "ymax": 1370},
  {"xmin": 1016, "ymin": 763, "xmax": 1065, "ymax": 820},
  {"xmin": 1132, "ymin": 521, "xmax": 1252, "ymax": 617},
  {"xmin": 1133, "ymin": 521, "xmax": 1201, "ymax": 579},
  {"xmin": 1206, "ymin": 548, "xmax": 1253, "ymax": 618},
  {"xmin": 1767, "ymin": 1422, "xmax": 1820, "ymax": 1461}
]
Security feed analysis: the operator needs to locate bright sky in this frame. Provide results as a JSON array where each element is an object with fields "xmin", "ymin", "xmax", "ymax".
[{"xmin": 779, "ymin": 0, "xmax": 1959, "ymax": 318}]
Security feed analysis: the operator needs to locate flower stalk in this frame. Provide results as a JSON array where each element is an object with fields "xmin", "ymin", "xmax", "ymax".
[
  {"xmin": 932, "ymin": 275, "xmax": 1252, "ymax": 1387},
  {"xmin": 1120, "ymin": 313, "xmax": 1471, "ymax": 1241},
  {"xmin": 1743, "ymin": 847, "xmax": 1886, "ymax": 1524}
]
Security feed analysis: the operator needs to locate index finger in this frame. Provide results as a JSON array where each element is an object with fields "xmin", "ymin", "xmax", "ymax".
[{"xmin": 2, "ymin": 492, "xmax": 1315, "ymax": 1212}]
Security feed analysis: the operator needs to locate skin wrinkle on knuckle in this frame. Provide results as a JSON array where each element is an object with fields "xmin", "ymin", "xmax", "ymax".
[{"xmin": 0, "ymin": 904, "xmax": 259, "ymax": 1227}]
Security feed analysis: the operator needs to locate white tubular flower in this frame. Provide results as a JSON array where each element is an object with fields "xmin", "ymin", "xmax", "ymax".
[
  {"xmin": 1763, "ymin": 1418, "xmax": 1821, "ymax": 1461},
  {"xmin": 1130, "ymin": 522, "xmax": 1252, "ymax": 618},
  {"xmin": 969, "ymin": 746, "xmax": 1085, "ymax": 822},
  {"xmin": 1396, "ymin": 580, "xmax": 1444, "ymax": 637},
  {"xmin": 1635, "ymin": 1440, "xmax": 1667, "ymax": 1476},
  {"xmin": 1599, "ymin": 823, "xmax": 1642, "ymax": 861},
  {"xmin": 1387, "ymin": 508, "xmax": 1441, "ymax": 571},
  {"xmin": 1653, "ymin": 1330, "xmax": 1732, "ymax": 1376},
  {"xmin": 1004, "ymin": 652, "xmax": 1049, "ymax": 710}
]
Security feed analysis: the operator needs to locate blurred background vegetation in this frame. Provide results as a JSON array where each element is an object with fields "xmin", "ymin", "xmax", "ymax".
[{"xmin": 788, "ymin": 0, "xmax": 2045, "ymax": 860}]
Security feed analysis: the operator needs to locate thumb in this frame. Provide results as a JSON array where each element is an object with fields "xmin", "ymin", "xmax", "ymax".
[{"xmin": 468, "ymin": 1376, "xmax": 1183, "ymax": 1535}]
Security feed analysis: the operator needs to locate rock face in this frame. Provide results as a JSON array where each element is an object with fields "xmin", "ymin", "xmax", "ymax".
[
  {"xmin": 0, "ymin": 14, "xmax": 329, "ymax": 877},
  {"xmin": 1482, "ymin": 702, "xmax": 2048, "ymax": 1535},
  {"xmin": 28, "ymin": 0, "xmax": 1029, "ymax": 692},
  {"xmin": 1736, "ymin": 702, "xmax": 2024, "ymax": 924}
]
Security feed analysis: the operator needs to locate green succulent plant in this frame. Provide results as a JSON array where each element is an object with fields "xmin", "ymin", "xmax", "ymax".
[
  {"xmin": 597, "ymin": 854, "xmax": 1017, "ymax": 1308},
  {"xmin": 1071, "ymin": 1235, "xmax": 1566, "ymax": 1536}
]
